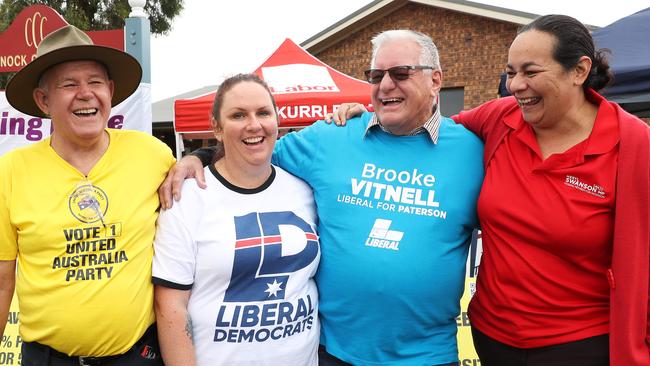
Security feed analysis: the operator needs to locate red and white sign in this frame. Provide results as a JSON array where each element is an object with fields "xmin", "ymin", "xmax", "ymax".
[
  {"xmin": 262, "ymin": 64, "xmax": 340, "ymax": 94},
  {"xmin": 174, "ymin": 38, "xmax": 372, "ymax": 132},
  {"xmin": 0, "ymin": 5, "xmax": 124, "ymax": 72}
]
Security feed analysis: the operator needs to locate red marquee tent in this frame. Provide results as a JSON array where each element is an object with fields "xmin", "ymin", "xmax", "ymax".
[{"xmin": 173, "ymin": 38, "xmax": 371, "ymax": 138}]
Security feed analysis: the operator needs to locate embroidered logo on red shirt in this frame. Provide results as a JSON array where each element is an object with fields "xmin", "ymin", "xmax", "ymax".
[{"xmin": 564, "ymin": 175, "xmax": 606, "ymax": 198}]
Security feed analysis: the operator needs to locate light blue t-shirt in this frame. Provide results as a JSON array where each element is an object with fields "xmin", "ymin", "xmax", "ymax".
[{"xmin": 272, "ymin": 113, "xmax": 484, "ymax": 365}]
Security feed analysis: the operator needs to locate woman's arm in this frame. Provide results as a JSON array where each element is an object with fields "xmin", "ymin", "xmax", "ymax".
[{"xmin": 155, "ymin": 286, "xmax": 196, "ymax": 366}]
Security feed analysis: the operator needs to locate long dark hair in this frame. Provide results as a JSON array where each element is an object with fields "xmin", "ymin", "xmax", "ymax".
[{"xmin": 520, "ymin": 14, "xmax": 613, "ymax": 91}]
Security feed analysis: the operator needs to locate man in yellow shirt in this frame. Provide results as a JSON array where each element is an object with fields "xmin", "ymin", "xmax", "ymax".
[{"xmin": 0, "ymin": 25, "xmax": 174, "ymax": 365}]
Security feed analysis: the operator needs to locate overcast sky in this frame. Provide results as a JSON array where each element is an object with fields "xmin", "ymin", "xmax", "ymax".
[{"xmin": 150, "ymin": 0, "xmax": 649, "ymax": 102}]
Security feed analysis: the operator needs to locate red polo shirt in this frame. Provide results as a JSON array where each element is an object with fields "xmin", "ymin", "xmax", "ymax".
[{"xmin": 464, "ymin": 96, "xmax": 620, "ymax": 348}]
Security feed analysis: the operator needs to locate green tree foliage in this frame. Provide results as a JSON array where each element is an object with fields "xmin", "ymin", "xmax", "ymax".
[
  {"xmin": 0, "ymin": 0, "xmax": 183, "ymax": 34},
  {"xmin": 0, "ymin": 0, "xmax": 184, "ymax": 87}
]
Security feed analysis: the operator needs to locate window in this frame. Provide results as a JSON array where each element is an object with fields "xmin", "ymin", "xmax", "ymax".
[{"xmin": 439, "ymin": 87, "xmax": 464, "ymax": 116}]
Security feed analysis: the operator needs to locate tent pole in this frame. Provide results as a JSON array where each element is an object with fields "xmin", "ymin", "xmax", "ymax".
[{"xmin": 175, "ymin": 132, "xmax": 184, "ymax": 160}]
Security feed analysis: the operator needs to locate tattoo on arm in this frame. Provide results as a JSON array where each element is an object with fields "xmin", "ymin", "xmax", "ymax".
[{"xmin": 185, "ymin": 314, "xmax": 194, "ymax": 344}]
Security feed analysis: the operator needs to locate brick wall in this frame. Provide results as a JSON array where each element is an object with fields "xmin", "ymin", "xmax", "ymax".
[{"xmin": 313, "ymin": 3, "xmax": 520, "ymax": 109}]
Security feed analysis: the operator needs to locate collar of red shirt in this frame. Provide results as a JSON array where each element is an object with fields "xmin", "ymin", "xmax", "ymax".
[{"xmin": 501, "ymin": 89, "xmax": 620, "ymax": 160}]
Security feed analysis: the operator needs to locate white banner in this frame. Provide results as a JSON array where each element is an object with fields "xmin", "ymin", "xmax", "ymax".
[
  {"xmin": 262, "ymin": 64, "xmax": 340, "ymax": 94},
  {"xmin": 0, "ymin": 83, "xmax": 152, "ymax": 156}
]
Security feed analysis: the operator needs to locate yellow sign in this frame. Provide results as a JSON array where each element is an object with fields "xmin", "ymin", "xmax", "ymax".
[
  {"xmin": 458, "ymin": 277, "xmax": 481, "ymax": 365},
  {"xmin": 1, "ymin": 293, "xmax": 21, "ymax": 365}
]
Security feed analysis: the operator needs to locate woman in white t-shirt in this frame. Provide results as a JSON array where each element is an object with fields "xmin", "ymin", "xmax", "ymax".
[{"xmin": 152, "ymin": 74, "xmax": 320, "ymax": 366}]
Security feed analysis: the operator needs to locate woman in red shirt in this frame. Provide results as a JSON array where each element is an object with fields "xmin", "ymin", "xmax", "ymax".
[{"xmin": 453, "ymin": 14, "xmax": 649, "ymax": 366}]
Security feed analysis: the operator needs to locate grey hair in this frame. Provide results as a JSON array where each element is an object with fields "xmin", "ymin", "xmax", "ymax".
[{"xmin": 370, "ymin": 30, "xmax": 441, "ymax": 70}]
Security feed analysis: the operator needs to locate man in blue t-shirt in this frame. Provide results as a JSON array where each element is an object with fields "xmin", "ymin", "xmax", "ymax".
[{"xmin": 162, "ymin": 30, "xmax": 483, "ymax": 366}]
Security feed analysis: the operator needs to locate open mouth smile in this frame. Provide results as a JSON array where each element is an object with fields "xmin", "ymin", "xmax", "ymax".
[
  {"xmin": 380, "ymin": 97, "xmax": 404, "ymax": 106},
  {"xmin": 73, "ymin": 108, "xmax": 98, "ymax": 117},
  {"xmin": 243, "ymin": 136, "xmax": 264, "ymax": 145},
  {"xmin": 516, "ymin": 97, "xmax": 541, "ymax": 107}
]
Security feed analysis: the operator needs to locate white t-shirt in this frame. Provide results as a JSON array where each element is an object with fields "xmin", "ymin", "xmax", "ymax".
[{"xmin": 153, "ymin": 165, "xmax": 320, "ymax": 366}]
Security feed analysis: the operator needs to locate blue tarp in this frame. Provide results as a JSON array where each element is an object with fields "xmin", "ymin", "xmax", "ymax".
[{"xmin": 593, "ymin": 7, "xmax": 650, "ymax": 113}]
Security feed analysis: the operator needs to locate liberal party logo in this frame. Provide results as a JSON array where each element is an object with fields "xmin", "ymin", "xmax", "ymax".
[
  {"xmin": 365, "ymin": 219, "xmax": 403, "ymax": 251},
  {"xmin": 68, "ymin": 183, "xmax": 109, "ymax": 224},
  {"xmin": 224, "ymin": 211, "xmax": 319, "ymax": 302}
]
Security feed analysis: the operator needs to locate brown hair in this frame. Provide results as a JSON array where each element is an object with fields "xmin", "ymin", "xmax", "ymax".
[
  {"xmin": 211, "ymin": 73, "xmax": 277, "ymax": 125},
  {"xmin": 209, "ymin": 73, "xmax": 277, "ymax": 163}
]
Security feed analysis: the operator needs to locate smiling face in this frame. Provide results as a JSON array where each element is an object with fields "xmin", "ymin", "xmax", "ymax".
[
  {"xmin": 506, "ymin": 30, "xmax": 587, "ymax": 130},
  {"xmin": 214, "ymin": 81, "xmax": 278, "ymax": 173},
  {"xmin": 33, "ymin": 60, "xmax": 114, "ymax": 147},
  {"xmin": 371, "ymin": 39, "xmax": 441, "ymax": 135}
]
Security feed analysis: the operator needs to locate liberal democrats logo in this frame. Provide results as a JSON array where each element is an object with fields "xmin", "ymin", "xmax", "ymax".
[
  {"xmin": 224, "ymin": 211, "xmax": 319, "ymax": 302},
  {"xmin": 68, "ymin": 183, "xmax": 109, "ymax": 224}
]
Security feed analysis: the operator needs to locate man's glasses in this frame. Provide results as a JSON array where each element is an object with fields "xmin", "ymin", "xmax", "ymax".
[{"xmin": 364, "ymin": 65, "xmax": 435, "ymax": 84}]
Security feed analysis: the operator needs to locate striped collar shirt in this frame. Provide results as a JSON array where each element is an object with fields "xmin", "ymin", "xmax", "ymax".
[{"xmin": 364, "ymin": 104, "xmax": 442, "ymax": 144}]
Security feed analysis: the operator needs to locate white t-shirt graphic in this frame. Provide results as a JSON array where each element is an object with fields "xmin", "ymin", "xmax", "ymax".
[{"xmin": 153, "ymin": 165, "xmax": 320, "ymax": 366}]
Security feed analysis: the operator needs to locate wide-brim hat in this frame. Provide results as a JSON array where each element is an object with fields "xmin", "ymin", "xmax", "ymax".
[{"xmin": 6, "ymin": 25, "xmax": 142, "ymax": 118}]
